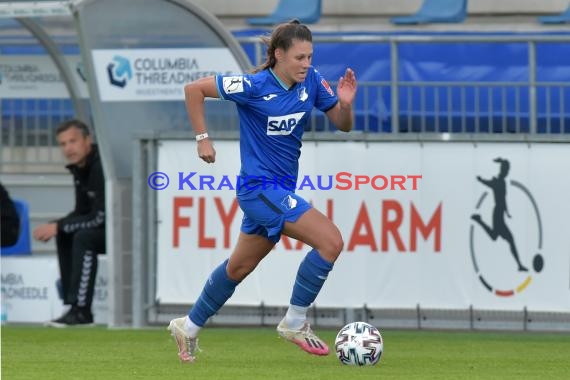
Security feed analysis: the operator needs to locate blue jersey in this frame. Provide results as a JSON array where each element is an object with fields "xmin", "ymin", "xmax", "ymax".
[{"xmin": 215, "ymin": 67, "xmax": 338, "ymax": 192}]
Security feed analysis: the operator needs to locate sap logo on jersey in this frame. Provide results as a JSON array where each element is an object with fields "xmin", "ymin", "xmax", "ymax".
[{"xmin": 267, "ymin": 112, "xmax": 305, "ymax": 135}]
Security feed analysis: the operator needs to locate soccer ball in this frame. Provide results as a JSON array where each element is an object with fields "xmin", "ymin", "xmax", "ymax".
[{"xmin": 334, "ymin": 321, "xmax": 383, "ymax": 366}]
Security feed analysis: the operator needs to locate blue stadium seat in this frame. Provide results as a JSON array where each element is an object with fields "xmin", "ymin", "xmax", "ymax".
[
  {"xmin": 538, "ymin": 4, "xmax": 570, "ymax": 24},
  {"xmin": 247, "ymin": 0, "xmax": 322, "ymax": 26},
  {"xmin": 1, "ymin": 199, "xmax": 32, "ymax": 256},
  {"xmin": 391, "ymin": 0, "xmax": 468, "ymax": 25}
]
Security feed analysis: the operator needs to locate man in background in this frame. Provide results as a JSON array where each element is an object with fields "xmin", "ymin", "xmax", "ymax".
[
  {"xmin": 33, "ymin": 119, "xmax": 106, "ymax": 326},
  {"xmin": 1, "ymin": 182, "xmax": 20, "ymax": 248}
]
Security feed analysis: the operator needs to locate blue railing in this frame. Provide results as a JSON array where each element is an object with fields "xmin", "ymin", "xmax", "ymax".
[{"xmin": 1, "ymin": 32, "xmax": 569, "ymax": 165}]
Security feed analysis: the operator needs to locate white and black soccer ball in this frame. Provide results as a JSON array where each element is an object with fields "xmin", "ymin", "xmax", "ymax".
[{"xmin": 334, "ymin": 321, "xmax": 383, "ymax": 366}]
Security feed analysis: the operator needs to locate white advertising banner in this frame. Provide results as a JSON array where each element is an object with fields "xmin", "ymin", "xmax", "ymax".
[
  {"xmin": 91, "ymin": 48, "xmax": 242, "ymax": 102},
  {"xmin": 0, "ymin": 55, "xmax": 88, "ymax": 99},
  {"xmin": 1, "ymin": 256, "xmax": 108, "ymax": 324},
  {"xmin": 155, "ymin": 140, "xmax": 570, "ymax": 312}
]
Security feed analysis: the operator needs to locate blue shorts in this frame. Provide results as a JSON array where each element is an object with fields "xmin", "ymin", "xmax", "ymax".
[{"xmin": 238, "ymin": 187, "xmax": 312, "ymax": 243}]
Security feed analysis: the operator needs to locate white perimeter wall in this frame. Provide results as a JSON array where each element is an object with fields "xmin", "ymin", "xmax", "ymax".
[{"xmin": 155, "ymin": 141, "xmax": 570, "ymax": 313}]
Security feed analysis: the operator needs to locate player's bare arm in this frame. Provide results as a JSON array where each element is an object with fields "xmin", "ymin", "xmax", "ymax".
[
  {"xmin": 184, "ymin": 76, "xmax": 219, "ymax": 163},
  {"xmin": 326, "ymin": 67, "xmax": 357, "ymax": 132}
]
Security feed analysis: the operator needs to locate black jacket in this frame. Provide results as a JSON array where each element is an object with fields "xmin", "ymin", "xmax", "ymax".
[
  {"xmin": 58, "ymin": 145, "xmax": 105, "ymax": 234},
  {"xmin": 0, "ymin": 182, "xmax": 20, "ymax": 247}
]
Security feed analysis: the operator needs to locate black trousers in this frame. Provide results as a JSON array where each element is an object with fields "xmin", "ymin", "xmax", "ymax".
[{"xmin": 55, "ymin": 228, "xmax": 105, "ymax": 309}]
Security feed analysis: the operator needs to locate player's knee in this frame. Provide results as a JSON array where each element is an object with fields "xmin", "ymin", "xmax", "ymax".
[
  {"xmin": 332, "ymin": 235, "xmax": 344, "ymax": 256},
  {"xmin": 320, "ymin": 234, "xmax": 344, "ymax": 262},
  {"xmin": 226, "ymin": 261, "xmax": 256, "ymax": 282}
]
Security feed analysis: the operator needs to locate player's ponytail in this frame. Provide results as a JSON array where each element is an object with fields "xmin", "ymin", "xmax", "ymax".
[{"xmin": 252, "ymin": 19, "xmax": 313, "ymax": 73}]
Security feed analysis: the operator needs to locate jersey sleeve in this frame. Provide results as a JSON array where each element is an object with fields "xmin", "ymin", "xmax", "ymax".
[
  {"xmin": 312, "ymin": 68, "xmax": 338, "ymax": 113},
  {"xmin": 215, "ymin": 74, "xmax": 254, "ymax": 105}
]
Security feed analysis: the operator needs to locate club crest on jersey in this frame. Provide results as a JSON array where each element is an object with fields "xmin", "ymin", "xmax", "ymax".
[
  {"xmin": 266, "ymin": 112, "xmax": 305, "ymax": 135},
  {"xmin": 321, "ymin": 79, "xmax": 334, "ymax": 96},
  {"xmin": 298, "ymin": 86, "xmax": 308, "ymax": 101},
  {"xmin": 281, "ymin": 195, "xmax": 298, "ymax": 210},
  {"xmin": 223, "ymin": 76, "xmax": 244, "ymax": 94}
]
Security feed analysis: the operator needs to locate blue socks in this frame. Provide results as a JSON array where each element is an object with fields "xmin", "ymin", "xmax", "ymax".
[
  {"xmin": 189, "ymin": 259, "xmax": 239, "ymax": 327},
  {"xmin": 290, "ymin": 249, "xmax": 334, "ymax": 307},
  {"xmin": 188, "ymin": 250, "xmax": 333, "ymax": 328}
]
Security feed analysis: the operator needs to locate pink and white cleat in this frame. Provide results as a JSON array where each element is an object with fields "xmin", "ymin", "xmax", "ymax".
[
  {"xmin": 277, "ymin": 319, "xmax": 329, "ymax": 356},
  {"xmin": 167, "ymin": 317, "xmax": 200, "ymax": 363}
]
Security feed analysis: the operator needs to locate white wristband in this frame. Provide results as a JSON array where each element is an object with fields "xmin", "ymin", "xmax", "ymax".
[{"xmin": 195, "ymin": 132, "xmax": 209, "ymax": 141}]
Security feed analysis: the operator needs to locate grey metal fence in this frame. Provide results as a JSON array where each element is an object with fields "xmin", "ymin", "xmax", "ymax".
[
  {"xmin": 2, "ymin": 34, "xmax": 569, "ymax": 169},
  {"xmin": 1, "ymin": 98, "xmax": 79, "ymax": 171},
  {"xmin": 239, "ymin": 34, "xmax": 570, "ymax": 140}
]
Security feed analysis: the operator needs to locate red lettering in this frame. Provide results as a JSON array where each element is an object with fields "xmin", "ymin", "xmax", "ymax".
[
  {"xmin": 198, "ymin": 197, "xmax": 215, "ymax": 248},
  {"xmin": 214, "ymin": 197, "xmax": 239, "ymax": 249},
  {"xmin": 391, "ymin": 175, "xmax": 406, "ymax": 190},
  {"xmin": 371, "ymin": 175, "xmax": 388, "ymax": 190},
  {"xmin": 173, "ymin": 197, "xmax": 193, "ymax": 248},
  {"xmin": 326, "ymin": 199, "xmax": 334, "ymax": 221},
  {"xmin": 381, "ymin": 200, "xmax": 406, "ymax": 252},
  {"xmin": 410, "ymin": 202, "xmax": 442, "ymax": 252},
  {"xmin": 281, "ymin": 235, "xmax": 293, "ymax": 250},
  {"xmin": 407, "ymin": 175, "xmax": 422, "ymax": 190},
  {"xmin": 354, "ymin": 175, "xmax": 370, "ymax": 190},
  {"xmin": 335, "ymin": 172, "xmax": 352, "ymax": 190},
  {"xmin": 348, "ymin": 202, "xmax": 378, "ymax": 251}
]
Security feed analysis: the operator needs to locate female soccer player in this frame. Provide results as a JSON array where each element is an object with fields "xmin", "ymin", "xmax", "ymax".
[{"xmin": 168, "ymin": 20, "xmax": 357, "ymax": 363}]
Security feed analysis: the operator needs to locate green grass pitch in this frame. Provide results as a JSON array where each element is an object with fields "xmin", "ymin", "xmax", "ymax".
[{"xmin": 2, "ymin": 325, "xmax": 570, "ymax": 379}]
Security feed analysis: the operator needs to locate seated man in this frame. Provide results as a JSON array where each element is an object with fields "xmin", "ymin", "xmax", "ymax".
[
  {"xmin": 0, "ymin": 182, "xmax": 20, "ymax": 248},
  {"xmin": 33, "ymin": 119, "xmax": 106, "ymax": 326}
]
